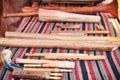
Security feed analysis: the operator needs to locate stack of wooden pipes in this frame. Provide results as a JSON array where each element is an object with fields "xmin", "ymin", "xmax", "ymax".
[
  {"xmin": 1, "ymin": 31, "xmax": 119, "ymax": 51},
  {"xmin": 13, "ymin": 52, "xmax": 105, "ymax": 80}
]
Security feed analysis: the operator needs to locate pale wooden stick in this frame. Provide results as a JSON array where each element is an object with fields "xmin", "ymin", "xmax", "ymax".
[
  {"xmin": 24, "ymin": 68, "xmax": 73, "ymax": 72},
  {"xmin": 15, "ymin": 58, "xmax": 73, "ymax": 64},
  {"xmin": 24, "ymin": 62, "xmax": 75, "ymax": 68},
  {"xmin": 0, "ymin": 38, "xmax": 118, "ymax": 51},
  {"xmin": 5, "ymin": 31, "xmax": 120, "ymax": 42},
  {"xmin": 51, "ymin": 30, "xmax": 109, "ymax": 35},
  {"xmin": 25, "ymin": 53, "xmax": 88, "ymax": 57}
]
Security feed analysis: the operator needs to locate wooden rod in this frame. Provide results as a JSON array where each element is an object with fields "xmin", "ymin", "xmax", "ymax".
[
  {"xmin": 25, "ymin": 53, "xmax": 105, "ymax": 60},
  {"xmin": 23, "ymin": 68, "xmax": 73, "ymax": 72},
  {"xmin": 25, "ymin": 53, "xmax": 88, "ymax": 57},
  {"xmin": 24, "ymin": 63, "xmax": 75, "ymax": 69},
  {"xmin": 51, "ymin": 30, "xmax": 110, "ymax": 35},
  {"xmin": 15, "ymin": 59, "xmax": 75, "ymax": 68},
  {"xmin": 3, "ymin": 12, "xmax": 38, "ymax": 18},
  {"xmin": 15, "ymin": 58, "xmax": 73, "ymax": 64},
  {"xmin": 13, "ymin": 70, "xmax": 61, "ymax": 79},
  {"xmin": 0, "ymin": 38, "xmax": 118, "ymax": 51},
  {"xmin": 5, "ymin": 31, "xmax": 120, "ymax": 42},
  {"xmin": 44, "ymin": 54, "xmax": 105, "ymax": 60}
]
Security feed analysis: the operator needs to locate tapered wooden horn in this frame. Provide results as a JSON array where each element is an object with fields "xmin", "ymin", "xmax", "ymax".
[{"xmin": 22, "ymin": 0, "xmax": 118, "ymax": 18}]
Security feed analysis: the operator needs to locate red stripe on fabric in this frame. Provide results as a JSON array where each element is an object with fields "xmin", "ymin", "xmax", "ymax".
[
  {"xmin": 17, "ymin": 48, "xmax": 26, "ymax": 58},
  {"xmin": 34, "ymin": 22, "xmax": 42, "ymax": 33},
  {"xmin": 8, "ymin": 72, "xmax": 12, "ymax": 80},
  {"xmin": 102, "ymin": 13, "xmax": 112, "ymax": 36},
  {"xmin": 113, "ymin": 51, "xmax": 120, "ymax": 67},
  {"xmin": 24, "ymin": 17, "xmax": 37, "ymax": 33},
  {"xmin": 86, "ymin": 23, "xmax": 96, "ymax": 80},
  {"xmin": 100, "ymin": 51, "xmax": 113, "ymax": 80},
  {"xmin": 86, "ymin": 51, "xmax": 96, "ymax": 80},
  {"xmin": 73, "ymin": 50, "xmax": 80, "ymax": 80},
  {"xmin": 17, "ymin": 17, "xmax": 31, "ymax": 32},
  {"xmin": 29, "ymin": 48, "xmax": 37, "ymax": 59},
  {"xmin": 43, "ymin": 22, "xmax": 50, "ymax": 34}
]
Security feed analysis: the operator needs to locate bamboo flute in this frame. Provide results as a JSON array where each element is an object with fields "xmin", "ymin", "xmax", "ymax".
[
  {"xmin": 25, "ymin": 53, "xmax": 105, "ymax": 60},
  {"xmin": 5, "ymin": 31, "xmax": 120, "ymax": 42},
  {"xmin": 13, "ymin": 70, "xmax": 61, "ymax": 80},
  {"xmin": 0, "ymin": 38, "xmax": 119, "ymax": 51}
]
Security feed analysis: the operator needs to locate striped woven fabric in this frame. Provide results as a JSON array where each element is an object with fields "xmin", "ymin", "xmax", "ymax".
[{"xmin": 0, "ymin": 12, "xmax": 120, "ymax": 80}]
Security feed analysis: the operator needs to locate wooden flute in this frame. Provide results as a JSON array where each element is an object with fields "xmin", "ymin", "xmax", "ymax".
[{"xmin": 25, "ymin": 53, "xmax": 105, "ymax": 60}]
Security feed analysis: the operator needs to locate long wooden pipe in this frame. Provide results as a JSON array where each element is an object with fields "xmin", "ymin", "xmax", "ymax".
[
  {"xmin": 22, "ymin": 0, "xmax": 118, "ymax": 18},
  {"xmin": 25, "ymin": 53, "xmax": 105, "ymax": 60},
  {"xmin": 0, "ymin": 38, "xmax": 119, "ymax": 51},
  {"xmin": 51, "ymin": 30, "xmax": 110, "ymax": 35},
  {"xmin": 5, "ymin": 31, "xmax": 120, "ymax": 42}
]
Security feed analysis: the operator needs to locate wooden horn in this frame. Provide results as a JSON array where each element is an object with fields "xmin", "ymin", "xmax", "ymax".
[{"xmin": 22, "ymin": 0, "xmax": 118, "ymax": 18}]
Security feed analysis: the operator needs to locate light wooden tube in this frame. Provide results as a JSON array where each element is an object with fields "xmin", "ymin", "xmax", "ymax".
[
  {"xmin": 25, "ymin": 53, "xmax": 105, "ymax": 60},
  {"xmin": 38, "ymin": 9, "xmax": 100, "ymax": 23},
  {"xmin": 25, "ymin": 53, "xmax": 88, "ymax": 57},
  {"xmin": 50, "ymin": 30, "xmax": 110, "ymax": 35},
  {"xmin": 5, "ymin": 31, "xmax": 120, "ymax": 42},
  {"xmin": 15, "ymin": 58, "xmax": 73, "ymax": 64},
  {"xmin": 13, "ymin": 70, "xmax": 61, "ymax": 80},
  {"xmin": 15, "ymin": 59, "xmax": 75, "ymax": 68},
  {"xmin": 24, "ymin": 68, "xmax": 73, "ymax": 72},
  {"xmin": 24, "ymin": 62, "xmax": 75, "ymax": 69},
  {"xmin": 0, "ymin": 38, "xmax": 118, "ymax": 51},
  {"xmin": 44, "ymin": 55, "xmax": 105, "ymax": 60}
]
